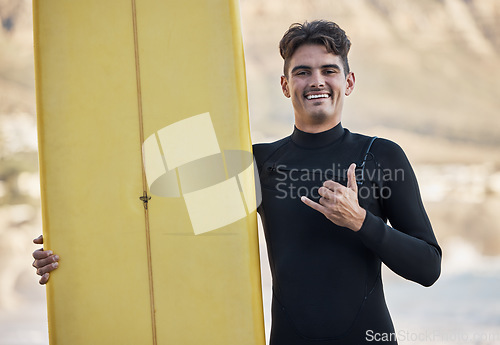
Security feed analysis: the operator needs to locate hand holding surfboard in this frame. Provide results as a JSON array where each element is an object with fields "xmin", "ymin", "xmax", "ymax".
[{"xmin": 32, "ymin": 235, "xmax": 58, "ymax": 284}]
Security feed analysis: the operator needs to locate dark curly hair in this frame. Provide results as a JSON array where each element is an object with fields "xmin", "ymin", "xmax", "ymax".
[{"xmin": 279, "ymin": 20, "xmax": 351, "ymax": 77}]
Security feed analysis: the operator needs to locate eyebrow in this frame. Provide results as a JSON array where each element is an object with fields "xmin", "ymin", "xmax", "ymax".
[{"xmin": 291, "ymin": 64, "xmax": 341, "ymax": 74}]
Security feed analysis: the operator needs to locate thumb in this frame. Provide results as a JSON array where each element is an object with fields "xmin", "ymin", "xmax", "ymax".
[
  {"xmin": 33, "ymin": 235, "xmax": 43, "ymax": 245},
  {"xmin": 347, "ymin": 163, "xmax": 358, "ymax": 193}
]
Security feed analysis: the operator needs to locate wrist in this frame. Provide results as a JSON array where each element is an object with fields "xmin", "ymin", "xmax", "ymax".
[{"xmin": 351, "ymin": 208, "xmax": 366, "ymax": 232}]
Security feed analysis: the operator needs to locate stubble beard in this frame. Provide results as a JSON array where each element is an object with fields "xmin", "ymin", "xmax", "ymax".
[{"xmin": 307, "ymin": 107, "xmax": 333, "ymax": 124}]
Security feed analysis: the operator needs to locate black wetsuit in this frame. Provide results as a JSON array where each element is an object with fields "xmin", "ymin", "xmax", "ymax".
[{"xmin": 253, "ymin": 123, "xmax": 441, "ymax": 345}]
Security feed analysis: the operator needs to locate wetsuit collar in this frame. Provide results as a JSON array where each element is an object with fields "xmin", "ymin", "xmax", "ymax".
[{"xmin": 291, "ymin": 122, "xmax": 345, "ymax": 148}]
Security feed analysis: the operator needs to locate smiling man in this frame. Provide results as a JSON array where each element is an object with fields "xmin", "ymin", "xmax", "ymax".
[{"xmin": 252, "ymin": 20, "xmax": 441, "ymax": 344}]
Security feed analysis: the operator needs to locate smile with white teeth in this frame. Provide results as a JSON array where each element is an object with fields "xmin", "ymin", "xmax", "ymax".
[{"xmin": 306, "ymin": 94, "xmax": 329, "ymax": 100}]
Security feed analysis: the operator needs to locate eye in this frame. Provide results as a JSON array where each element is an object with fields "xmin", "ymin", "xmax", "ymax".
[
  {"xmin": 324, "ymin": 69, "xmax": 337, "ymax": 74},
  {"xmin": 295, "ymin": 70, "xmax": 308, "ymax": 76}
]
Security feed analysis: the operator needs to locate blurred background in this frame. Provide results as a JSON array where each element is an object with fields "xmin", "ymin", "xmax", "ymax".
[{"xmin": 1, "ymin": 0, "xmax": 500, "ymax": 344}]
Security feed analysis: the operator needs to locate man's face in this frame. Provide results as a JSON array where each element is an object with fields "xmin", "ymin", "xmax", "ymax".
[{"xmin": 281, "ymin": 44, "xmax": 355, "ymax": 132}]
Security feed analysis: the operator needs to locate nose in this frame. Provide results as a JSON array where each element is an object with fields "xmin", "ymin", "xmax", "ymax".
[{"xmin": 309, "ymin": 70, "xmax": 325, "ymax": 88}]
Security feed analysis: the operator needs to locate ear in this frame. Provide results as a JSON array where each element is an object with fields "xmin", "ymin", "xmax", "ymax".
[
  {"xmin": 345, "ymin": 72, "xmax": 355, "ymax": 96},
  {"xmin": 281, "ymin": 75, "xmax": 291, "ymax": 98}
]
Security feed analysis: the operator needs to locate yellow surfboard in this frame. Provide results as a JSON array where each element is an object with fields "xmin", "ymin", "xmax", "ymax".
[{"xmin": 33, "ymin": 0, "xmax": 265, "ymax": 344}]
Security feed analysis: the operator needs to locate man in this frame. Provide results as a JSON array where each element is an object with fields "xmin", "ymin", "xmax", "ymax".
[{"xmin": 34, "ymin": 20, "xmax": 441, "ymax": 344}]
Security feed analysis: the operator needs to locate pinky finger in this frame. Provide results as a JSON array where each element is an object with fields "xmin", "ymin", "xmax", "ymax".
[
  {"xmin": 301, "ymin": 196, "xmax": 325, "ymax": 214},
  {"xmin": 39, "ymin": 273, "xmax": 49, "ymax": 285}
]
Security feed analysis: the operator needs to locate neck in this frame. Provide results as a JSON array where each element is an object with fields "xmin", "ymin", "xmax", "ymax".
[
  {"xmin": 294, "ymin": 118, "xmax": 341, "ymax": 134},
  {"xmin": 291, "ymin": 122, "xmax": 344, "ymax": 148}
]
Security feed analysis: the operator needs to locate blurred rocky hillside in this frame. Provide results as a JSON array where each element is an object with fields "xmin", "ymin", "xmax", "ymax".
[
  {"xmin": 0, "ymin": 0, "xmax": 37, "ymax": 202},
  {"xmin": 1, "ymin": 0, "xmax": 500, "ymax": 309}
]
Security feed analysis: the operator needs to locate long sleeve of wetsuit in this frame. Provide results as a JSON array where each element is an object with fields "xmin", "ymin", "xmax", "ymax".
[{"xmin": 356, "ymin": 139, "xmax": 442, "ymax": 287}]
